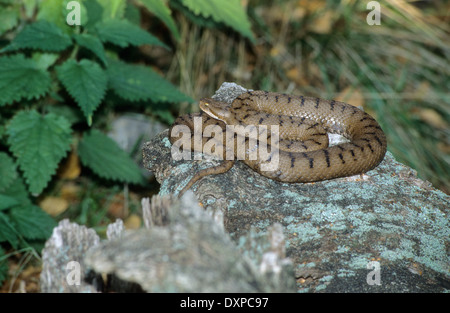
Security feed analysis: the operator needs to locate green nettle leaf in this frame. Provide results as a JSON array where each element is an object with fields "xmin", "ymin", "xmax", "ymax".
[
  {"xmin": 107, "ymin": 58, "xmax": 193, "ymax": 103},
  {"xmin": 0, "ymin": 195, "xmax": 20, "ymax": 211},
  {"xmin": 10, "ymin": 205, "xmax": 56, "ymax": 240},
  {"xmin": 56, "ymin": 59, "xmax": 108, "ymax": 124},
  {"xmin": 78, "ymin": 129, "xmax": 144, "ymax": 185},
  {"xmin": 6, "ymin": 110, "xmax": 72, "ymax": 195},
  {"xmin": 0, "ymin": 6, "xmax": 19, "ymax": 35},
  {"xmin": 137, "ymin": 0, "xmax": 180, "ymax": 41},
  {"xmin": 1, "ymin": 176, "xmax": 32, "ymax": 207},
  {"xmin": 0, "ymin": 54, "xmax": 52, "ymax": 106},
  {"xmin": 0, "ymin": 152, "xmax": 17, "ymax": 192},
  {"xmin": 180, "ymin": 0, "xmax": 254, "ymax": 42},
  {"xmin": 1, "ymin": 20, "xmax": 72, "ymax": 52},
  {"xmin": 73, "ymin": 33, "xmax": 107, "ymax": 65},
  {"xmin": 0, "ymin": 212, "xmax": 19, "ymax": 248},
  {"xmin": 32, "ymin": 52, "xmax": 60, "ymax": 70},
  {"xmin": 95, "ymin": 19, "xmax": 169, "ymax": 49},
  {"xmin": 84, "ymin": 0, "xmax": 104, "ymax": 29}
]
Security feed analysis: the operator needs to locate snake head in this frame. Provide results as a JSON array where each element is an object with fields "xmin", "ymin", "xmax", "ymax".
[{"xmin": 199, "ymin": 98, "xmax": 231, "ymax": 122}]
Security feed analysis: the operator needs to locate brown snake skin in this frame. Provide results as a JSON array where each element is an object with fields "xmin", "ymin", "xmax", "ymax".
[{"xmin": 169, "ymin": 90, "xmax": 387, "ymax": 196}]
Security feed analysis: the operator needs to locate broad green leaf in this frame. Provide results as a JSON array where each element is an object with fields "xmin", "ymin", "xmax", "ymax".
[
  {"xmin": 181, "ymin": 0, "xmax": 254, "ymax": 42},
  {"xmin": 56, "ymin": 59, "xmax": 108, "ymax": 124},
  {"xmin": 0, "ymin": 212, "xmax": 19, "ymax": 248},
  {"xmin": 1, "ymin": 20, "xmax": 72, "ymax": 52},
  {"xmin": 0, "ymin": 152, "xmax": 17, "ymax": 192},
  {"xmin": 124, "ymin": 2, "xmax": 141, "ymax": 25},
  {"xmin": 6, "ymin": 110, "xmax": 72, "ymax": 195},
  {"xmin": 84, "ymin": 0, "xmax": 104, "ymax": 29},
  {"xmin": 170, "ymin": 0, "xmax": 219, "ymax": 29},
  {"xmin": 107, "ymin": 58, "xmax": 193, "ymax": 103},
  {"xmin": 45, "ymin": 105, "xmax": 84, "ymax": 126},
  {"xmin": 95, "ymin": 19, "xmax": 169, "ymax": 49},
  {"xmin": 0, "ymin": 54, "xmax": 52, "ymax": 106},
  {"xmin": 32, "ymin": 52, "xmax": 60, "ymax": 70},
  {"xmin": 0, "ymin": 5, "xmax": 19, "ymax": 35},
  {"xmin": 1, "ymin": 176, "xmax": 32, "ymax": 207},
  {"xmin": 78, "ymin": 129, "xmax": 144, "ymax": 184},
  {"xmin": 0, "ymin": 195, "xmax": 19, "ymax": 211},
  {"xmin": 137, "ymin": 0, "xmax": 180, "ymax": 40},
  {"xmin": 10, "ymin": 205, "xmax": 56, "ymax": 240},
  {"xmin": 73, "ymin": 33, "xmax": 107, "ymax": 65}
]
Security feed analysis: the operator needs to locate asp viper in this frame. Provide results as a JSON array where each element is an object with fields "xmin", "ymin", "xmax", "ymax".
[{"xmin": 169, "ymin": 90, "xmax": 387, "ymax": 196}]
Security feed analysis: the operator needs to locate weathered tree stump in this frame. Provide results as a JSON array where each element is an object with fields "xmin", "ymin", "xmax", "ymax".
[{"xmin": 41, "ymin": 192, "xmax": 295, "ymax": 292}]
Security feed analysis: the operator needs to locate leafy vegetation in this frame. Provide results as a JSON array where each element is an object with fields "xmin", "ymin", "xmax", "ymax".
[{"xmin": 0, "ymin": 0, "xmax": 253, "ymax": 288}]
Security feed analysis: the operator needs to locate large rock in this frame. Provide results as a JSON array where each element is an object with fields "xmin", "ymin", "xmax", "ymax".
[
  {"xmin": 41, "ymin": 193, "xmax": 295, "ymax": 292},
  {"xmin": 142, "ymin": 82, "xmax": 450, "ymax": 292},
  {"xmin": 84, "ymin": 193, "xmax": 295, "ymax": 293}
]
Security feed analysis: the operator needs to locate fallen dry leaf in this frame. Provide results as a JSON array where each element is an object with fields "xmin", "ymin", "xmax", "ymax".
[
  {"xmin": 124, "ymin": 214, "xmax": 141, "ymax": 229},
  {"xmin": 336, "ymin": 86, "xmax": 365, "ymax": 108},
  {"xmin": 286, "ymin": 67, "xmax": 308, "ymax": 86},
  {"xmin": 416, "ymin": 108, "xmax": 447, "ymax": 129},
  {"xmin": 39, "ymin": 196, "xmax": 69, "ymax": 216},
  {"xmin": 309, "ymin": 10, "xmax": 335, "ymax": 34},
  {"xmin": 298, "ymin": 0, "xmax": 327, "ymax": 12},
  {"xmin": 58, "ymin": 149, "xmax": 81, "ymax": 179},
  {"xmin": 108, "ymin": 194, "xmax": 127, "ymax": 219}
]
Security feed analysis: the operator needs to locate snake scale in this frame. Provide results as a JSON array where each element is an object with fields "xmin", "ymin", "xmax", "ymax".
[{"xmin": 169, "ymin": 90, "xmax": 387, "ymax": 195}]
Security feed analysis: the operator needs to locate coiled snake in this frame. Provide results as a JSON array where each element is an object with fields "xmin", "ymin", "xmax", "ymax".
[{"xmin": 169, "ymin": 90, "xmax": 387, "ymax": 196}]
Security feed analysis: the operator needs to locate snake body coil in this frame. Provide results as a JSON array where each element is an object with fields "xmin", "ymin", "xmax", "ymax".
[{"xmin": 170, "ymin": 91, "xmax": 387, "ymax": 195}]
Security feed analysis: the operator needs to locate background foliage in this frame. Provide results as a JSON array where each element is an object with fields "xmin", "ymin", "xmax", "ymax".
[{"xmin": 0, "ymin": 0, "xmax": 448, "ymax": 291}]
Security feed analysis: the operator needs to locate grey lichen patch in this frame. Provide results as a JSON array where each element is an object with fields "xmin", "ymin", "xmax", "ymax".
[
  {"xmin": 282, "ymin": 189, "xmax": 310, "ymax": 202},
  {"xmin": 348, "ymin": 254, "xmax": 374, "ymax": 270},
  {"xmin": 304, "ymin": 203, "xmax": 346, "ymax": 224},
  {"xmin": 417, "ymin": 235, "xmax": 448, "ymax": 272},
  {"xmin": 315, "ymin": 275, "xmax": 334, "ymax": 291},
  {"xmin": 162, "ymin": 136, "xmax": 172, "ymax": 148},
  {"xmin": 377, "ymin": 238, "xmax": 416, "ymax": 262},
  {"xmin": 142, "ymin": 82, "xmax": 450, "ymax": 292},
  {"xmin": 285, "ymin": 221, "xmax": 322, "ymax": 245},
  {"xmin": 336, "ymin": 245, "xmax": 350, "ymax": 254}
]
